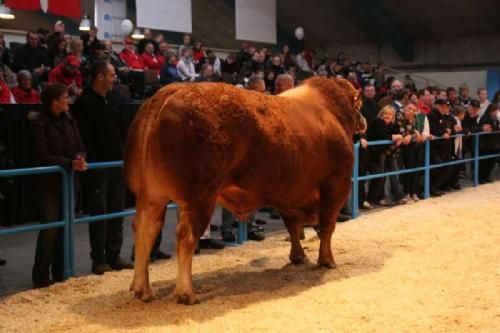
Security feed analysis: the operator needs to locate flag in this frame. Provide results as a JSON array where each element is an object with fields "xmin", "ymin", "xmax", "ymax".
[
  {"xmin": 48, "ymin": 0, "xmax": 80, "ymax": 18},
  {"xmin": 4, "ymin": 0, "xmax": 41, "ymax": 11},
  {"xmin": 5, "ymin": 0, "xmax": 81, "ymax": 18}
]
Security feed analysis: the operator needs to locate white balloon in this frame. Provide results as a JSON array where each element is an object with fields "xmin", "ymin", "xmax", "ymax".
[
  {"xmin": 121, "ymin": 19, "xmax": 134, "ymax": 35},
  {"xmin": 295, "ymin": 26, "xmax": 304, "ymax": 40},
  {"xmin": 40, "ymin": 0, "xmax": 48, "ymax": 13}
]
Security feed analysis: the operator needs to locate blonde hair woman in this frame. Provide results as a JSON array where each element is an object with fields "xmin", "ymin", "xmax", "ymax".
[{"xmin": 366, "ymin": 105, "xmax": 408, "ymax": 206}]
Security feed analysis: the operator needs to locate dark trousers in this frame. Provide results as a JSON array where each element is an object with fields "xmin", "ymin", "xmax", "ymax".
[
  {"xmin": 83, "ymin": 169, "xmax": 125, "ymax": 265},
  {"xmin": 32, "ymin": 191, "xmax": 63, "ymax": 283},
  {"xmin": 367, "ymin": 153, "xmax": 405, "ymax": 203},
  {"xmin": 402, "ymin": 143, "xmax": 420, "ymax": 196},
  {"xmin": 430, "ymin": 149, "xmax": 451, "ymax": 190},
  {"xmin": 358, "ymin": 148, "xmax": 369, "ymax": 204},
  {"xmin": 479, "ymin": 149, "xmax": 498, "ymax": 181}
]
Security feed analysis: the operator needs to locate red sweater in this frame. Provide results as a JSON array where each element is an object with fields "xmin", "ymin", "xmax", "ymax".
[
  {"xmin": 141, "ymin": 52, "xmax": 164, "ymax": 74},
  {"xmin": 12, "ymin": 86, "xmax": 41, "ymax": 104},
  {"xmin": 48, "ymin": 63, "xmax": 83, "ymax": 87},
  {"xmin": 0, "ymin": 81, "xmax": 12, "ymax": 104},
  {"xmin": 120, "ymin": 49, "xmax": 145, "ymax": 70}
]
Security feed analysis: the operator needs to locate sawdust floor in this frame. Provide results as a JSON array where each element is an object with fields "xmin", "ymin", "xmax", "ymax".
[{"xmin": 1, "ymin": 182, "xmax": 499, "ymax": 333}]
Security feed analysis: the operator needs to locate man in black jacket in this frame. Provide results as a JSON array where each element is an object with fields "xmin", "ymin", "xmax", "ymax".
[
  {"xmin": 73, "ymin": 61, "xmax": 133, "ymax": 275},
  {"xmin": 427, "ymin": 99, "xmax": 455, "ymax": 196},
  {"xmin": 12, "ymin": 32, "xmax": 49, "ymax": 83},
  {"xmin": 358, "ymin": 84, "xmax": 379, "ymax": 209}
]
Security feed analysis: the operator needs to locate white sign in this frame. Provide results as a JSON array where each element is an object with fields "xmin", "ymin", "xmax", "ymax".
[
  {"xmin": 235, "ymin": 0, "xmax": 276, "ymax": 44},
  {"xmin": 136, "ymin": 0, "xmax": 192, "ymax": 33},
  {"xmin": 95, "ymin": 0, "xmax": 127, "ymax": 41}
]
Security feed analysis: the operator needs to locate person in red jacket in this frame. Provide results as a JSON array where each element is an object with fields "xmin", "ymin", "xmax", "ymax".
[
  {"xmin": 48, "ymin": 55, "xmax": 82, "ymax": 99},
  {"xmin": 119, "ymin": 38, "xmax": 145, "ymax": 70},
  {"xmin": 12, "ymin": 70, "xmax": 41, "ymax": 104},
  {"xmin": 0, "ymin": 80, "xmax": 12, "ymax": 104},
  {"xmin": 141, "ymin": 41, "xmax": 164, "ymax": 75}
]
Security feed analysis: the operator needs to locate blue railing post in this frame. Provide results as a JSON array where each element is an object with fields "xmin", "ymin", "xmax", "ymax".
[
  {"xmin": 237, "ymin": 221, "xmax": 247, "ymax": 244},
  {"xmin": 424, "ymin": 139, "xmax": 431, "ymax": 199},
  {"xmin": 61, "ymin": 169, "xmax": 71, "ymax": 280},
  {"xmin": 473, "ymin": 134, "xmax": 480, "ymax": 186},
  {"xmin": 68, "ymin": 170, "xmax": 76, "ymax": 276},
  {"xmin": 351, "ymin": 142, "xmax": 360, "ymax": 218}
]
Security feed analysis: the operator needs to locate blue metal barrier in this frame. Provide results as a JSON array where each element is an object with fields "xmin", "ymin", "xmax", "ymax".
[
  {"xmin": 350, "ymin": 131, "xmax": 500, "ymax": 218},
  {"xmin": 0, "ymin": 166, "xmax": 71, "ymax": 280}
]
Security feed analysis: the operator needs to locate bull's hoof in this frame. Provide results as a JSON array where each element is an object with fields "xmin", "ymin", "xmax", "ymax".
[
  {"xmin": 317, "ymin": 260, "xmax": 337, "ymax": 269},
  {"xmin": 289, "ymin": 254, "xmax": 307, "ymax": 265},
  {"xmin": 130, "ymin": 282, "xmax": 153, "ymax": 302},
  {"xmin": 175, "ymin": 292, "xmax": 199, "ymax": 305}
]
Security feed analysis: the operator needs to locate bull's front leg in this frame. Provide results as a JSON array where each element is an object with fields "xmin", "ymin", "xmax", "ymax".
[
  {"xmin": 174, "ymin": 204, "xmax": 214, "ymax": 305},
  {"xmin": 130, "ymin": 200, "xmax": 166, "ymax": 301}
]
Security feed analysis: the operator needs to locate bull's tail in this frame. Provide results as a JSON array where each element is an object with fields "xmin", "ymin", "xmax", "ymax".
[{"xmin": 124, "ymin": 85, "xmax": 181, "ymax": 196}]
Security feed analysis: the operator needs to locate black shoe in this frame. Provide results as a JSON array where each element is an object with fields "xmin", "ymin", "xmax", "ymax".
[
  {"xmin": 33, "ymin": 279, "xmax": 53, "ymax": 289},
  {"xmin": 337, "ymin": 214, "xmax": 351, "ymax": 222},
  {"xmin": 198, "ymin": 239, "xmax": 225, "ymax": 250},
  {"xmin": 92, "ymin": 262, "xmax": 113, "ymax": 275},
  {"xmin": 440, "ymin": 186, "xmax": 452, "ymax": 192},
  {"xmin": 248, "ymin": 230, "xmax": 265, "ymax": 241},
  {"xmin": 221, "ymin": 229, "xmax": 236, "ymax": 242},
  {"xmin": 451, "ymin": 183, "xmax": 461, "ymax": 190},
  {"xmin": 269, "ymin": 209, "xmax": 281, "ymax": 219},
  {"xmin": 255, "ymin": 219, "xmax": 267, "ymax": 225},
  {"xmin": 108, "ymin": 257, "xmax": 133, "ymax": 271},
  {"xmin": 194, "ymin": 247, "xmax": 200, "ymax": 254},
  {"xmin": 151, "ymin": 250, "xmax": 171, "ymax": 261},
  {"xmin": 0, "ymin": 258, "xmax": 5, "ymax": 266},
  {"xmin": 430, "ymin": 189, "xmax": 444, "ymax": 197},
  {"xmin": 209, "ymin": 224, "xmax": 219, "ymax": 232}
]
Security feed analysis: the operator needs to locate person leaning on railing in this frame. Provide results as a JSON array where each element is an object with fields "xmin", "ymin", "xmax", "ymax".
[
  {"xmin": 366, "ymin": 105, "xmax": 408, "ymax": 206},
  {"xmin": 477, "ymin": 103, "xmax": 500, "ymax": 184},
  {"xmin": 32, "ymin": 83, "xmax": 88, "ymax": 288}
]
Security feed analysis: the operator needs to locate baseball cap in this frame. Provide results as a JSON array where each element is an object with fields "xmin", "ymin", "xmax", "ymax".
[
  {"xmin": 434, "ymin": 98, "xmax": 450, "ymax": 105},
  {"xmin": 65, "ymin": 55, "xmax": 80, "ymax": 67},
  {"xmin": 469, "ymin": 99, "xmax": 480, "ymax": 108}
]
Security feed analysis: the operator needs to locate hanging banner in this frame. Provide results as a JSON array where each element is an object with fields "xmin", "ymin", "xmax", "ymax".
[
  {"xmin": 235, "ymin": 0, "xmax": 276, "ymax": 44},
  {"xmin": 95, "ymin": 0, "xmax": 127, "ymax": 41},
  {"xmin": 136, "ymin": 0, "xmax": 192, "ymax": 33},
  {"xmin": 5, "ymin": 0, "xmax": 80, "ymax": 18}
]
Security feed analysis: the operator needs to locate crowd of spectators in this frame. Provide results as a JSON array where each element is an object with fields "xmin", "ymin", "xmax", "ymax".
[{"xmin": 0, "ymin": 20, "xmax": 499, "ymax": 288}]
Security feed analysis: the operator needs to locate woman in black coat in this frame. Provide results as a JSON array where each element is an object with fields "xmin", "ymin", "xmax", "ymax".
[
  {"xmin": 366, "ymin": 105, "xmax": 407, "ymax": 205},
  {"xmin": 32, "ymin": 83, "xmax": 87, "ymax": 288},
  {"xmin": 478, "ymin": 103, "xmax": 500, "ymax": 183}
]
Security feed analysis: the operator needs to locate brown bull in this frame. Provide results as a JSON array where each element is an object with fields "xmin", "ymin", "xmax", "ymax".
[{"xmin": 124, "ymin": 77, "xmax": 365, "ymax": 303}]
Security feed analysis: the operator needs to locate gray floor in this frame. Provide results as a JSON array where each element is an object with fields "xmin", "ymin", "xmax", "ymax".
[{"xmin": 0, "ymin": 206, "xmax": 285, "ymax": 297}]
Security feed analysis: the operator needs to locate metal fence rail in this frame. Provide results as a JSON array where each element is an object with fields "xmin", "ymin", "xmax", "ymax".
[
  {"xmin": 351, "ymin": 131, "xmax": 500, "ymax": 218},
  {"xmin": 0, "ymin": 131, "xmax": 499, "ymax": 281}
]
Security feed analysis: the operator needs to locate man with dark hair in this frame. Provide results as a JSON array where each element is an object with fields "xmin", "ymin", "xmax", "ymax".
[
  {"xmin": 427, "ymin": 99, "xmax": 456, "ymax": 196},
  {"xmin": 447, "ymin": 87, "xmax": 458, "ymax": 106},
  {"xmin": 417, "ymin": 89, "xmax": 432, "ymax": 115},
  {"xmin": 73, "ymin": 60, "xmax": 133, "ymax": 275},
  {"xmin": 12, "ymin": 31, "xmax": 49, "ymax": 80},
  {"xmin": 458, "ymin": 83, "xmax": 471, "ymax": 107}
]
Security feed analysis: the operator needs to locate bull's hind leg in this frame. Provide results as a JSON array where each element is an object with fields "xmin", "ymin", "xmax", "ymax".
[
  {"xmin": 317, "ymin": 176, "xmax": 351, "ymax": 269},
  {"xmin": 130, "ymin": 199, "xmax": 166, "ymax": 301},
  {"xmin": 174, "ymin": 200, "xmax": 215, "ymax": 305},
  {"xmin": 281, "ymin": 213, "xmax": 307, "ymax": 264}
]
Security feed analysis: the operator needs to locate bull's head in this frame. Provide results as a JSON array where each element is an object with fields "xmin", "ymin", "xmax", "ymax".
[{"xmin": 333, "ymin": 78, "xmax": 367, "ymax": 134}]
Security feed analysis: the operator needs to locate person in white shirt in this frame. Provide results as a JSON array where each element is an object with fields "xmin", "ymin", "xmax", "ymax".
[
  {"xmin": 477, "ymin": 87, "xmax": 490, "ymax": 119},
  {"xmin": 176, "ymin": 48, "xmax": 196, "ymax": 82}
]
